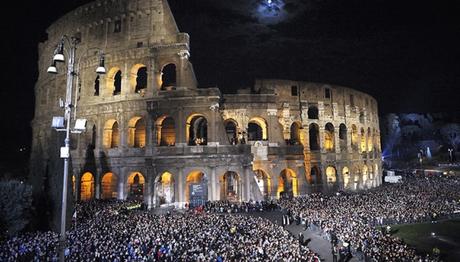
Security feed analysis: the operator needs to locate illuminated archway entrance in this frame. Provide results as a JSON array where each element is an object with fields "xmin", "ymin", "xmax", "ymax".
[
  {"xmin": 127, "ymin": 172, "xmax": 145, "ymax": 200},
  {"xmin": 220, "ymin": 171, "xmax": 240, "ymax": 201},
  {"xmin": 155, "ymin": 172, "xmax": 175, "ymax": 205},
  {"xmin": 80, "ymin": 172, "xmax": 95, "ymax": 201},
  {"xmin": 156, "ymin": 116, "xmax": 176, "ymax": 146},
  {"xmin": 187, "ymin": 114, "xmax": 208, "ymax": 145},
  {"xmin": 254, "ymin": 169, "xmax": 271, "ymax": 197},
  {"xmin": 186, "ymin": 171, "xmax": 208, "ymax": 207},
  {"xmin": 342, "ymin": 167, "xmax": 350, "ymax": 189},
  {"xmin": 277, "ymin": 169, "xmax": 298, "ymax": 198},
  {"xmin": 101, "ymin": 172, "xmax": 118, "ymax": 199}
]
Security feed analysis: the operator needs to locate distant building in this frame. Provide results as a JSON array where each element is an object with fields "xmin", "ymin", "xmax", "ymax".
[{"xmin": 30, "ymin": 0, "xmax": 382, "ymax": 211}]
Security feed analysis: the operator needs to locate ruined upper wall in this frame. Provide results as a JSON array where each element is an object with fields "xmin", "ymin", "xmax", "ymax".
[{"xmin": 38, "ymin": 0, "xmax": 187, "ymax": 73}]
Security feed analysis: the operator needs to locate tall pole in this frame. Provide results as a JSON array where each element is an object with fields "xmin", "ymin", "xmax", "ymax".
[{"xmin": 59, "ymin": 37, "xmax": 76, "ymax": 262}]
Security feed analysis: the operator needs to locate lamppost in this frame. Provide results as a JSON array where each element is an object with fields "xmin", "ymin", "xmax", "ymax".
[{"xmin": 47, "ymin": 35, "xmax": 106, "ymax": 261}]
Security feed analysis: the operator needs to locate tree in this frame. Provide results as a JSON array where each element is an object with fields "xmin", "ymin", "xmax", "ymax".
[
  {"xmin": 440, "ymin": 123, "xmax": 460, "ymax": 151},
  {"xmin": 0, "ymin": 180, "xmax": 33, "ymax": 237}
]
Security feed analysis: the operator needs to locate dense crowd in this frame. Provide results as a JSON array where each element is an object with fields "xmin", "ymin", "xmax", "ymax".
[
  {"xmin": 279, "ymin": 173, "xmax": 460, "ymax": 261},
  {"xmin": 203, "ymin": 200, "xmax": 277, "ymax": 213},
  {"xmin": 1, "ymin": 200, "xmax": 319, "ymax": 261}
]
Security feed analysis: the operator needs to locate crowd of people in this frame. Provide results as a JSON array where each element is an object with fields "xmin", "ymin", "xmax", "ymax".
[
  {"xmin": 1, "ymin": 172, "xmax": 459, "ymax": 261},
  {"xmin": 1, "ymin": 200, "xmax": 319, "ymax": 261},
  {"xmin": 279, "ymin": 173, "xmax": 460, "ymax": 261}
]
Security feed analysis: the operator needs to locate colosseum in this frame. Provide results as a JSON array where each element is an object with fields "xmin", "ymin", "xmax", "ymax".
[{"xmin": 30, "ymin": 0, "xmax": 382, "ymax": 210}]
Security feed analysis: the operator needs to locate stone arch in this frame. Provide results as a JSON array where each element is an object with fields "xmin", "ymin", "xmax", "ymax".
[
  {"xmin": 80, "ymin": 172, "xmax": 95, "ymax": 201},
  {"xmin": 220, "ymin": 171, "xmax": 241, "ymax": 201},
  {"xmin": 94, "ymin": 75, "xmax": 100, "ymax": 96},
  {"xmin": 359, "ymin": 112, "xmax": 365, "ymax": 124},
  {"xmin": 185, "ymin": 170, "xmax": 208, "ymax": 206},
  {"xmin": 362, "ymin": 165, "xmax": 369, "ymax": 188},
  {"xmin": 339, "ymin": 123, "xmax": 347, "ymax": 151},
  {"xmin": 101, "ymin": 172, "xmax": 118, "ymax": 199},
  {"xmin": 310, "ymin": 166, "xmax": 322, "ymax": 185},
  {"xmin": 254, "ymin": 169, "xmax": 271, "ymax": 197},
  {"xmin": 127, "ymin": 172, "xmax": 145, "ymax": 200},
  {"xmin": 289, "ymin": 121, "xmax": 301, "ymax": 145},
  {"xmin": 367, "ymin": 127, "xmax": 373, "ymax": 152},
  {"xmin": 127, "ymin": 117, "xmax": 146, "ymax": 148},
  {"xmin": 324, "ymin": 123, "xmax": 335, "ymax": 152},
  {"xmin": 309, "ymin": 123, "xmax": 320, "ymax": 151},
  {"xmin": 308, "ymin": 106, "xmax": 319, "ymax": 119},
  {"xmin": 326, "ymin": 166, "xmax": 337, "ymax": 184},
  {"xmin": 342, "ymin": 167, "xmax": 350, "ymax": 189},
  {"xmin": 155, "ymin": 172, "xmax": 175, "ymax": 205},
  {"xmin": 360, "ymin": 128, "xmax": 366, "ymax": 153},
  {"xmin": 351, "ymin": 124, "xmax": 358, "ymax": 150},
  {"xmin": 156, "ymin": 116, "xmax": 176, "ymax": 146},
  {"xmin": 248, "ymin": 117, "xmax": 268, "ymax": 141},
  {"xmin": 130, "ymin": 63, "xmax": 147, "ymax": 93},
  {"xmin": 186, "ymin": 114, "xmax": 208, "ymax": 145},
  {"xmin": 107, "ymin": 67, "xmax": 122, "ymax": 96},
  {"xmin": 278, "ymin": 169, "xmax": 298, "ymax": 198},
  {"xmin": 224, "ymin": 119, "xmax": 238, "ymax": 145},
  {"xmin": 161, "ymin": 63, "xmax": 176, "ymax": 90},
  {"xmin": 103, "ymin": 119, "xmax": 120, "ymax": 148}
]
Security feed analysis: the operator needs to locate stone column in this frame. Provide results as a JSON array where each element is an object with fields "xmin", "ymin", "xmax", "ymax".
[
  {"xmin": 209, "ymin": 166, "xmax": 217, "ymax": 201},
  {"xmin": 121, "ymin": 62, "xmax": 130, "ymax": 95},
  {"xmin": 296, "ymin": 164, "xmax": 308, "ymax": 196},
  {"xmin": 177, "ymin": 167, "xmax": 185, "ymax": 206},
  {"xmin": 95, "ymin": 172, "xmax": 101, "ymax": 199},
  {"xmin": 177, "ymin": 50, "xmax": 190, "ymax": 87},
  {"xmin": 176, "ymin": 109, "xmax": 186, "ymax": 146},
  {"xmin": 208, "ymin": 104, "xmax": 219, "ymax": 146},
  {"xmin": 320, "ymin": 165, "xmax": 328, "ymax": 192},
  {"xmin": 118, "ymin": 168, "xmax": 125, "ymax": 200},
  {"xmin": 145, "ymin": 116, "xmax": 154, "ymax": 155},
  {"xmin": 144, "ymin": 167, "xmax": 154, "ymax": 209},
  {"xmin": 334, "ymin": 126, "xmax": 341, "ymax": 154},
  {"xmin": 244, "ymin": 165, "xmax": 251, "ymax": 201},
  {"xmin": 267, "ymin": 109, "xmax": 282, "ymax": 146}
]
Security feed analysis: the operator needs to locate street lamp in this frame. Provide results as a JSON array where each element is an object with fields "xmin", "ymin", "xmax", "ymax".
[{"xmin": 47, "ymin": 35, "xmax": 105, "ymax": 261}]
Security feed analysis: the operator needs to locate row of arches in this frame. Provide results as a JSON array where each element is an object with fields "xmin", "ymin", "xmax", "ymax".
[
  {"xmin": 75, "ymin": 164, "xmax": 379, "ymax": 203},
  {"xmin": 96, "ymin": 114, "xmax": 380, "ymax": 152},
  {"xmin": 93, "ymin": 63, "xmax": 177, "ymax": 96}
]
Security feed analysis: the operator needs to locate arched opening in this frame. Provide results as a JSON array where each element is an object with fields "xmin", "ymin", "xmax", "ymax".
[
  {"xmin": 80, "ymin": 172, "xmax": 95, "ymax": 201},
  {"xmin": 359, "ymin": 112, "xmax": 365, "ymax": 124},
  {"xmin": 367, "ymin": 127, "xmax": 373, "ymax": 152},
  {"xmin": 101, "ymin": 172, "xmax": 118, "ymax": 199},
  {"xmin": 308, "ymin": 106, "xmax": 319, "ymax": 119},
  {"xmin": 248, "ymin": 117, "xmax": 268, "ymax": 141},
  {"xmin": 186, "ymin": 171, "xmax": 207, "ymax": 206},
  {"xmin": 157, "ymin": 116, "xmax": 176, "ymax": 146},
  {"xmin": 103, "ymin": 120, "xmax": 119, "ymax": 148},
  {"xmin": 277, "ymin": 169, "xmax": 298, "ymax": 198},
  {"xmin": 128, "ymin": 117, "xmax": 146, "ymax": 148},
  {"xmin": 310, "ymin": 166, "xmax": 322, "ymax": 185},
  {"xmin": 156, "ymin": 172, "xmax": 175, "ymax": 205},
  {"xmin": 289, "ymin": 122, "xmax": 301, "ymax": 145},
  {"xmin": 113, "ymin": 70, "xmax": 122, "ymax": 95},
  {"xmin": 324, "ymin": 123, "xmax": 335, "ymax": 152},
  {"xmin": 254, "ymin": 169, "xmax": 271, "ymax": 197},
  {"xmin": 362, "ymin": 165, "xmax": 368, "ymax": 188},
  {"xmin": 351, "ymin": 124, "xmax": 358, "ymax": 151},
  {"xmin": 94, "ymin": 75, "xmax": 100, "ymax": 96},
  {"xmin": 127, "ymin": 172, "xmax": 145, "ymax": 200},
  {"xmin": 360, "ymin": 128, "xmax": 366, "ymax": 153},
  {"xmin": 224, "ymin": 119, "xmax": 238, "ymax": 145},
  {"xmin": 221, "ymin": 171, "xmax": 240, "ymax": 202},
  {"xmin": 187, "ymin": 114, "xmax": 208, "ymax": 145},
  {"xmin": 326, "ymin": 166, "xmax": 337, "ymax": 184},
  {"xmin": 342, "ymin": 167, "xmax": 350, "ymax": 189},
  {"xmin": 133, "ymin": 65, "xmax": 147, "ymax": 93},
  {"xmin": 339, "ymin": 124, "xmax": 347, "ymax": 151},
  {"xmin": 161, "ymin": 63, "xmax": 176, "ymax": 90},
  {"xmin": 309, "ymin": 123, "xmax": 320, "ymax": 151}
]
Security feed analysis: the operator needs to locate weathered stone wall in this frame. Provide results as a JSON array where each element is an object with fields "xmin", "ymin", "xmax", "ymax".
[{"xmin": 30, "ymin": 0, "xmax": 382, "ymax": 224}]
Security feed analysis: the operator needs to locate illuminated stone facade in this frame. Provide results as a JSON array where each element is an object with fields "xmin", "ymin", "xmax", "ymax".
[{"xmin": 30, "ymin": 0, "xmax": 382, "ymax": 209}]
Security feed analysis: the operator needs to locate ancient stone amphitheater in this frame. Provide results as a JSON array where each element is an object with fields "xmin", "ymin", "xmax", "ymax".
[{"xmin": 30, "ymin": 0, "xmax": 382, "ymax": 209}]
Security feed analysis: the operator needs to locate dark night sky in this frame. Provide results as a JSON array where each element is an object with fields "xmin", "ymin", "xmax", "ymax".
[{"xmin": 1, "ymin": 0, "xmax": 459, "ymax": 170}]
